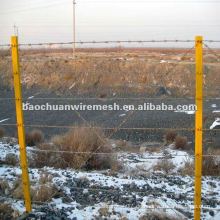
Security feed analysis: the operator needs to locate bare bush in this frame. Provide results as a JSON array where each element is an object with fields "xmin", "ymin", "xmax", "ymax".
[
  {"xmin": 203, "ymin": 155, "xmax": 220, "ymax": 176},
  {"xmin": 174, "ymin": 136, "xmax": 189, "ymax": 150},
  {"xmin": 25, "ymin": 129, "xmax": 44, "ymax": 146},
  {"xmin": 12, "ymin": 177, "xmax": 24, "ymax": 200},
  {"xmin": 30, "ymin": 143, "xmax": 58, "ymax": 168},
  {"xmin": 0, "ymin": 179, "xmax": 11, "ymax": 195},
  {"xmin": 5, "ymin": 153, "xmax": 19, "ymax": 166},
  {"xmin": 178, "ymin": 160, "xmax": 194, "ymax": 176},
  {"xmin": 39, "ymin": 172, "xmax": 53, "ymax": 184},
  {"xmin": 32, "ymin": 126, "xmax": 118, "ymax": 170},
  {"xmin": 31, "ymin": 184, "xmax": 59, "ymax": 202},
  {"xmin": 98, "ymin": 206, "xmax": 111, "ymax": 217},
  {"xmin": 164, "ymin": 130, "xmax": 177, "ymax": 144},
  {"xmin": 153, "ymin": 159, "xmax": 175, "ymax": 174},
  {"xmin": 12, "ymin": 176, "xmax": 60, "ymax": 202},
  {"xmin": 140, "ymin": 211, "xmax": 174, "ymax": 220},
  {"xmin": 0, "ymin": 203, "xmax": 13, "ymax": 220},
  {"xmin": 0, "ymin": 127, "xmax": 4, "ymax": 138}
]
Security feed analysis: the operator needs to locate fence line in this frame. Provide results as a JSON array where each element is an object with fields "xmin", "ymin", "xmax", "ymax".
[
  {"xmin": 24, "ymin": 148, "xmax": 220, "ymax": 158},
  {"xmin": 1, "ymin": 96, "xmax": 219, "ymax": 101},
  {"xmin": 1, "ymin": 36, "xmax": 220, "ymax": 219},
  {"xmin": 1, "ymin": 123, "xmax": 220, "ymax": 131},
  {"xmin": 1, "ymin": 39, "xmax": 220, "ymax": 47}
]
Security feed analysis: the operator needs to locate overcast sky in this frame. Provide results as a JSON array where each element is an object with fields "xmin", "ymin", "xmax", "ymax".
[{"xmin": 0, "ymin": 0, "xmax": 220, "ymax": 46}]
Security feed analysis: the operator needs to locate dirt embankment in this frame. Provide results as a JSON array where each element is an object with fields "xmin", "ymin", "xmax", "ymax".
[{"xmin": 0, "ymin": 49, "xmax": 220, "ymax": 98}]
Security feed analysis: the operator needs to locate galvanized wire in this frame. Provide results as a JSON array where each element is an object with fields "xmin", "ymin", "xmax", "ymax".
[
  {"xmin": 25, "ymin": 148, "xmax": 220, "ymax": 158},
  {"xmin": 1, "ymin": 123, "xmax": 220, "ymax": 132}
]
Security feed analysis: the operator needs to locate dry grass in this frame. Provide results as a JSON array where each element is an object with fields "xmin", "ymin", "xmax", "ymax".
[
  {"xmin": 98, "ymin": 206, "xmax": 111, "ymax": 217},
  {"xmin": 174, "ymin": 136, "xmax": 189, "ymax": 150},
  {"xmin": 0, "ymin": 203, "xmax": 13, "ymax": 220},
  {"xmin": 25, "ymin": 129, "xmax": 44, "ymax": 146},
  {"xmin": 140, "ymin": 211, "xmax": 173, "ymax": 220},
  {"xmin": 202, "ymin": 149, "xmax": 220, "ymax": 176},
  {"xmin": 1, "ymin": 49, "xmax": 219, "ymax": 98},
  {"xmin": 12, "ymin": 177, "xmax": 24, "ymax": 200},
  {"xmin": 202, "ymin": 156, "xmax": 220, "ymax": 176},
  {"xmin": 0, "ymin": 127, "xmax": 4, "ymax": 138},
  {"xmin": 5, "ymin": 153, "xmax": 19, "ymax": 166},
  {"xmin": 31, "ymin": 184, "xmax": 60, "ymax": 202},
  {"xmin": 32, "ymin": 126, "xmax": 118, "ymax": 170},
  {"xmin": 0, "ymin": 179, "xmax": 11, "ymax": 195},
  {"xmin": 178, "ymin": 148, "xmax": 220, "ymax": 176},
  {"xmin": 153, "ymin": 159, "xmax": 175, "ymax": 174},
  {"xmin": 29, "ymin": 143, "xmax": 57, "ymax": 168},
  {"xmin": 178, "ymin": 160, "xmax": 194, "ymax": 176},
  {"xmin": 12, "ymin": 176, "xmax": 60, "ymax": 202},
  {"xmin": 164, "ymin": 130, "xmax": 177, "ymax": 144},
  {"xmin": 39, "ymin": 172, "xmax": 53, "ymax": 184}
]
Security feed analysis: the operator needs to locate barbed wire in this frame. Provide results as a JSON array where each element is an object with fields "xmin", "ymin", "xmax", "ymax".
[
  {"xmin": 1, "ymin": 124, "xmax": 220, "ymax": 131},
  {"xmin": 0, "ymin": 95, "xmax": 219, "ymax": 101},
  {"xmin": 25, "ymin": 148, "xmax": 220, "ymax": 158},
  {"xmin": 0, "ymin": 39, "xmax": 220, "ymax": 48},
  {"xmin": 0, "ymin": 97, "xmax": 198, "ymax": 100},
  {"xmin": 203, "ymin": 43, "xmax": 220, "ymax": 61}
]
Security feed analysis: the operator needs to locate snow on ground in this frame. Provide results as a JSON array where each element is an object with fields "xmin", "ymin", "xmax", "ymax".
[
  {"xmin": 0, "ymin": 140, "xmax": 220, "ymax": 219},
  {"xmin": 210, "ymin": 118, "xmax": 220, "ymax": 129},
  {"xmin": 174, "ymin": 110, "xmax": 195, "ymax": 115},
  {"xmin": 0, "ymin": 118, "xmax": 10, "ymax": 123},
  {"xmin": 213, "ymin": 110, "xmax": 220, "ymax": 113}
]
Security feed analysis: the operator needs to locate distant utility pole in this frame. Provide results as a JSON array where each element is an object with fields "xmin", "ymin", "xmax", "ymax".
[
  {"xmin": 13, "ymin": 24, "xmax": 18, "ymax": 36},
  {"xmin": 73, "ymin": 0, "xmax": 76, "ymax": 57}
]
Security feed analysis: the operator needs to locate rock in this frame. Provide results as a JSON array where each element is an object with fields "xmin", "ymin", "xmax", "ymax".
[
  {"xmin": 156, "ymin": 86, "xmax": 171, "ymax": 96},
  {"xmin": 209, "ymin": 210, "xmax": 214, "ymax": 217},
  {"xmin": 174, "ymin": 193, "xmax": 181, "ymax": 200}
]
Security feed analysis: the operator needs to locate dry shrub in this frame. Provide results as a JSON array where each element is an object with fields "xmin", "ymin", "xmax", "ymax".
[
  {"xmin": 117, "ymin": 140, "xmax": 127, "ymax": 147},
  {"xmin": 153, "ymin": 159, "xmax": 175, "ymax": 174},
  {"xmin": 33, "ymin": 127, "xmax": 118, "ymax": 170},
  {"xmin": 164, "ymin": 130, "xmax": 177, "ymax": 143},
  {"xmin": 31, "ymin": 184, "xmax": 59, "ymax": 202},
  {"xmin": 12, "ymin": 177, "xmax": 59, "ymax": 202},
  {"xmin": 12, "ymin": 177, "xmax": 24, "ymax": 199},
  {"xmin": 0, "ymin": 203, "xmax": 13, "ymax": 220},
  {"xmin": 98, "ymin": 206, "xmax": 111, "ymax": 217},
  {"xmin": 0, "ymin": 179, "xmax": 11, "ymax": 195},
  {"xmin": 174, "ymin": 136, "xmax": 189, "ymax": 150},
  {"xmin": 148, "ymin": 146, "xmax": 161, "ymax": 153},
  {"xmin": 30, "ymin": 143, "xmax": 58, "ymax": 168},
  {"xmin": 39, "ymin": 172, "xmax": 53, "ymax": 184},
  {"xmin": 179, "ymin": 149, "xmax": 220, "ymax": 176},
  {"xmin": 140, "ymin": 211, "xmax": 173, "ymax": 220},
  {"xmin": 87, "ymin": 146, "xmax": 116, "ymax": 170},
  {"xmin": 5, "ymin": 153, "xmax": 19, "ymax": 166},
  {"xmin": 0, "ymin": 127, "xmax": 4, "ymax": 138},
  {"xmin": 202, "ymin": 156, "xmax": 220, "ymax": 176},
  {"xmin": 178, "ymin": 160, "xmax": 194, "ymax": 176},
  {"xmin": 25, "ymin": 129, "xmax": 44, "ymax": 146}
]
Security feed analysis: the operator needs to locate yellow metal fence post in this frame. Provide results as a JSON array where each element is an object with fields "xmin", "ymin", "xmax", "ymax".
[
  {"xmin": 194, "ymin": 36, "xmax": 203, "ymax": 220},
  {"xmin": 11, "ymin": 36, "xmax": 32, "ymax": 212}
]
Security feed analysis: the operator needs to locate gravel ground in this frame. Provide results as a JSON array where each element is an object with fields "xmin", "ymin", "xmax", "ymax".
[{"xmin": 1, "ymin": 141, "xmax": 220, "ymax": 219}]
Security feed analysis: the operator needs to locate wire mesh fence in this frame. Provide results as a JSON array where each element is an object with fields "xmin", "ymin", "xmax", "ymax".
[{"xmin": 0, "ymin": 38, "xmax": 220, "ymax": 219}]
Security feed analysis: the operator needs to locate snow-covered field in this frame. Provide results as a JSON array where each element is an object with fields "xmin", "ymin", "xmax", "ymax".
[{"xmin": 0, "ymin": 140, "xmax": 220, "ymax": 219}]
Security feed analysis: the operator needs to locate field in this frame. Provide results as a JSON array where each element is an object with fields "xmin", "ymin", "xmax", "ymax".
[{"xmin": 0, "ymin": 47, "xmax": 220, "ymax": 219}]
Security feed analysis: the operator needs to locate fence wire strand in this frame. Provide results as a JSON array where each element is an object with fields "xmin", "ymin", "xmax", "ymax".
[{"xmin": 1, "ymin": 38, "xmax": 220, "ymax": 218}]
